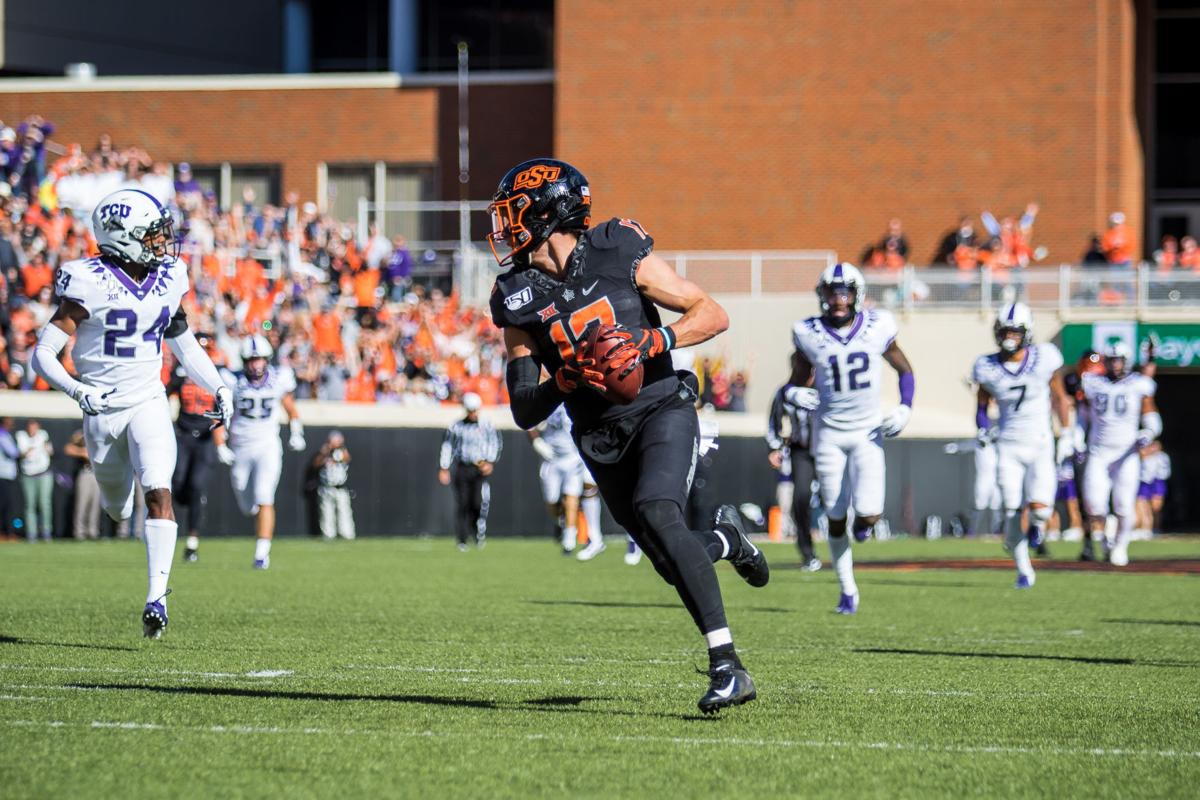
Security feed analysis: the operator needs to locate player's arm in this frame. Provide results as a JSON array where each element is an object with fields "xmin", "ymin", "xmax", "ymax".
[
  {"xmin": 975, "ymin": 386, "xmax": 993, "ymax": 439},
  {"xmin": 32, "ymin": 300, "xmax": 110, "ymax": 414},
  {"xmin": 634, "ymin": 253, "xmax": 729, "ymax": 351},
  {"xmin": 781, "ymin": 342, "xmax": 819, "ymax": 410},
  {"xmin": 880, "ymin": 340, "xmax": 915, "ymax": 437},
  {"xmin": 281, "ymin": 392, "xmax": 305, "ymax": 451},
  {"xmin": 1138, "ymin": 394, "xmax": 1161, "ymax": 446},
  {"xmin": 504, "ymin": 327, "xmax": 600, "ymax": 430},
  {"xmin": 164, "ymin": 310, "xmax": 233, "ymax": 430},
  {"xmin": 527, "ymin": 426, "xmax": 555, "ymax": 461}
]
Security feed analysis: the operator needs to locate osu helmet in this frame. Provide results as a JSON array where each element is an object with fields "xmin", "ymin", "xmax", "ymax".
[
  {"xmin": 486, "ymin": 158, "xmax": 591, "ymax": 267},
  {"xmin": 1103, "ymin": 340, "xmax": 1132, "ymax": 379},
  {"xmin": 91, "ymin": 188, "xmax": 178, "ymax": 268},
  {"xmin": 993, "ymin": 302, "xmax": 1034, "ymax": 354},
  {"xmin": 240, "ymin": 335, "xmax": 273, "ymax": 382},
  {"xmin": 816, "ymin": 262, "xmax": 865, "ymax": 326}
]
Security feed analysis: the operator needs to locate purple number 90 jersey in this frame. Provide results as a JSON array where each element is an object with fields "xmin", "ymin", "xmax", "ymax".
[
  {"xmin": 56, "ymin": 256, "xmax": 189, "ymax": 410},
  {"xmin": 792, "ymin": 309, "xmax": 898, "ymax": 432}
]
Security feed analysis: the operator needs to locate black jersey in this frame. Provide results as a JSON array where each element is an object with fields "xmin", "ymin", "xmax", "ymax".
[
  {"xmin": 168, "ymin": 364, "xmax": 216, "ymax": 439},
  {"xmin": 490, "ymin": 217, "xmax": 680, "ymax": 432}
]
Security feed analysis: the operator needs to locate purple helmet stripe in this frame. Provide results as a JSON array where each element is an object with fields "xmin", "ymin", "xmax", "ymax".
[
  {"xmin": 833, "ymin": 263, "xmax": 844, "ymax": 280},
  {"xmin": 1006, "ymin": 304, "xmax": 1016, "ymax": 321}
]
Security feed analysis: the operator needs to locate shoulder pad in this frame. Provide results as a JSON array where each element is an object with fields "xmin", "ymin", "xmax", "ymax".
[
  {"xmin": 489, "ymin": 270, "xmax": 537, "ymax": 329},
  {"xmin": 56, "ymin": 258, "xmax": 109, "ymax": 314},
  {"xmin": 587, "ymin": 217, "xmax": 655, "ymax": 254}
]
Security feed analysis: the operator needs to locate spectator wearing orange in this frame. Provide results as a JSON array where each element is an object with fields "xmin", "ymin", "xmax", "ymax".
[
  {"xmin": 1101, "ymin": 212, "xmax": 1134, "ymax": 266},
  {"xmin": 20, "ymin": 249, "xmax": 53, "ymax": 299},
  {"xmin": 311, "ymin": 304, "xmax": 345, "ymax": 357},
  {"xmin": 1180, "ymin": 236, "xmax": 1200, "ymax": 271},
  {"xmin": 1153, "ymin": 235, "xmax": 1178, "ymax": 272}
]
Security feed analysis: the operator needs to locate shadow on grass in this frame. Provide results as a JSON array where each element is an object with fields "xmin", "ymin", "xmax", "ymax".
[
  {"xmin": 853, "ymin": 647, "xmax": 1199, "ymax": 668},
  {"xmin": 0, "ymin": 634, "xmax": 137, "ymax": 653},
  {"xmin": 1101, "ymin": 618, "xmax": 1200, "ymax": 628},
  {"xmin": 527, "ymin": 599, "xmax": 794, "ymax": 614},
  {"xmin": 66, "ymin": 683, "xmax": 684, "ymax": 719},
  {"xmin": 853, "ymin": 578, "xmax": 993, "ymax": 589}
]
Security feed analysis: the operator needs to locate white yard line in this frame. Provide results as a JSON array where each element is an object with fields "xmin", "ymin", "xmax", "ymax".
[{"xmin": 4, "ymin": 719, "xmax": 1197, "ymax": 760}]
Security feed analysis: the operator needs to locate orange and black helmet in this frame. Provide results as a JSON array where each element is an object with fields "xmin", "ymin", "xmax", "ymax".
[{"xmin": 487, "ymin": 158, "xmax": 591, "ymax": 267}]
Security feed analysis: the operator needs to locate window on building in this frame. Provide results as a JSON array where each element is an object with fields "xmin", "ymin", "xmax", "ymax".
[
  {"xmin": 231, "ymin": 166, "xmax": 280, "ymax": 209},
  {"xmin": 326, "ymin": 166, "xmax": 375, "ymax": 227},
  {"xmin": 419, "ymin": 0, "xmax": 554, "ymax": 71},
  {"xmin": 382, "ymin": 166, "xmax": 435, "ymax": 241},
  {"xmin": 188, "ymin": 165, "xmax": 222, "ymax": 199}
]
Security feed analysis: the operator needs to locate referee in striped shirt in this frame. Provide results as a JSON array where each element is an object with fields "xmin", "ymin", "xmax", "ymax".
[{"xmin": 438, "ymin": 393, "xmax": 503, "ymax": 551}]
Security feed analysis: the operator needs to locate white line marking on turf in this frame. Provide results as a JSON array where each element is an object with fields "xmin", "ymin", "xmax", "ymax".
[
  {"xmin": 5, "ymin": 719, "xmax": 1198, "ymax": 760},
  {"xmin": 0, "ymin": 695, "xmax": 49, "ymax": 701},
  {"xmin": 244, "ymin": 671, "xmax": 294, "ymax": 678}
]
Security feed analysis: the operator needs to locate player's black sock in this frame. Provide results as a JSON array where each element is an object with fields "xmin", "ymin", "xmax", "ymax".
[
  {"xmin": 696, "ymin": 528, "xmax": 731, "ymax": 563},
  {"xmin": 637, "ymin": 500, "xmax": 729, "ymax": 635},
  {"xmin": 707, "ymin": 642, "xmax": 741, "ymax": 669}
]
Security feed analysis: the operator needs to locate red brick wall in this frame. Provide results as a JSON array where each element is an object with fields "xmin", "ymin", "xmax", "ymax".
[
  {"xmin": 556, "ymin": 0, "xmax": 1143, "ymax": 270},
  {"xmin": 0, "ymin": 86, "xmax": 440, "ymax": 201}
]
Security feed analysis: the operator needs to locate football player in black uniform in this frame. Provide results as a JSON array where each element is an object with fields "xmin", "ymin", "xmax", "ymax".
[
  {"xmin": 167, "ymin": 332, "xmax": 229, "ymax": 563},
  {"xmin": 489, "ymin": 159, "xmax": 767, "ymax": 714}
]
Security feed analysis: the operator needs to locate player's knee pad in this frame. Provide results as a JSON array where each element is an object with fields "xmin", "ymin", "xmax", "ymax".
[{"xmin": 827, "ymin": 517, "xmax": 847, "ymax": 538}]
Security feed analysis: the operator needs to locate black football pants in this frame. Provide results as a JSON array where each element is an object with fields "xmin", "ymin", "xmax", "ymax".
[
  {"xmin": 583, "ymin": 398, "xmax": 730, "ymax": 637},
  {"xmin": 172, "ymin": 429, "xmax": 216, "ymax": 535},
  {"xmin": 790, "ymin": 447, "xmax": 816, "ymax": 561},
  {"xmin": 452, "ymin": 464, "xmax": 489, "ymax": 545}
]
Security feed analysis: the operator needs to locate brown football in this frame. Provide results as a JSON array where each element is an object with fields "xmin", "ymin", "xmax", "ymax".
[{"xmin": 584, "ymin": 324, "xmax": 644, "ymax": 405}]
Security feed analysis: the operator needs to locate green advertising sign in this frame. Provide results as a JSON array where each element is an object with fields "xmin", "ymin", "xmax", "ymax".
[{"xmin": 1059, "ymin": 322, "xmax": 1200, "ymax": 368}]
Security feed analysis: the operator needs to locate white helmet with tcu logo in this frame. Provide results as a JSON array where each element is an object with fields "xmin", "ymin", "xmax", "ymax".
[{"xmin": 91, "ymin": 188, "xmax": 177, "ymax": 268}]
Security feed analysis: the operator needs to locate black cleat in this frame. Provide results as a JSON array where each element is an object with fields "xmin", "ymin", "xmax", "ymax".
[
  {"xmin": 183, "ymin": 548, "xmax": 198, "ymax": 563},
  {"xmin": 698, "ymin": 659, "xmax": 757, "ymax": 714},
  {"xmin": 715, "ymin": 504, "xmax": 769, "ymax": 587}
]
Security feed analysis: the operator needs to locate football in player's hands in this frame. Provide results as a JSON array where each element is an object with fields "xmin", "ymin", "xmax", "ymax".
[{"xmin": 584, "ymin": 324, "xmax": 643, "ymax": 405}]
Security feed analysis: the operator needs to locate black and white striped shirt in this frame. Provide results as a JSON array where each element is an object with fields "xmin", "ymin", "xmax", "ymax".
[
  {"xmin": 440, "ymin": 419, "xmax": 503, "ymax": 469},
  {"xmin": 767, "ymin": 385, "xmax": 812, "ymax": 451}
]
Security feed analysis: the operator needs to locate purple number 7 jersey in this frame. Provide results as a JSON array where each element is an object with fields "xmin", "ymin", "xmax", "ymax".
[{"xmin": 56, "ymin": 256, "xmax": 189, "ymax": 410}]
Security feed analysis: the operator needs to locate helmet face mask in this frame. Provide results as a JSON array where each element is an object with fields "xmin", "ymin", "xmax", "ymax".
[
  {"xmin": 240, "ymin": 335, "xmax": 274, "ymax": 382},
  {"xmin": 486, "ymin": 159, "xmax": 591, "ymax": 267},
  {"xmin": 93, "ymin": 189, "xmax": 178, "ymax": 269},
  {"xmin": 994, "ymin": 325, "xmax": 1028, "ymax": 354},
  {"xmin": 993, "ymin": 303, "xmax": 1033, "ymax": 355},
  {"xmin": 816, "ymin": 262, "xmax": 864, "ymax": 326},
  {"xmin": 1103, "ymin": 341, "xmax": 1132, "ymax": 379}
]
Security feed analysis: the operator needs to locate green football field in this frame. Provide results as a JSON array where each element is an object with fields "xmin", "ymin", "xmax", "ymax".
[{"xmin": 2, "ymin": 536, "xmax": 1198, "ymax": 799}]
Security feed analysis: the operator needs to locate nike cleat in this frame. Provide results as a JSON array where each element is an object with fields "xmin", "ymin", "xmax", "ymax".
[
  {"xmin": 142, "ymin": 601, "xmax": 168, "ymax": 639},
  {"xmin": 1015, "ymin": 573, "xmax": 1034, "ymax": 589},
  {"xmin": 835, "ymin": 592, "xmax": 859, "ymax": 615},
  {"xmin": 624, "ymin": 540, "xmax": 642, "ymax": 566},
  {"xmin": 852, "ymin": 523, "xmax": 872, "ymax": 543},
  {"xmin": 715, "ymin": 504, "xmax": 769, "ymax": 587},
  {"xmin": 576, "ymin": 541, "xmax": 606, "ymax": 561},
  {"xmin": 253, "ymin": 558, "xmax": 270, "ymax": 570},
  {"xmin": 800, "ymin": 557, "xmax": 823, "ymax": 572},
  {"xmin": 697, "ymin": 660, "xmax": 757, "ymax": 714},
  {"xmin": 183, "ymin": 548, "xmax": 198, "ymax": 563}
]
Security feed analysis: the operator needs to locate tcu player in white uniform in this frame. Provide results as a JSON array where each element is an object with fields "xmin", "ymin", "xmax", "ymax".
[
  {"xmin": 789, "ymin": 263, "xmax": 914, "ymax": 614},
  {"xmin": 215, "ymin": 336, "xmax": 305, "ymax": 569},
  {"xmin": 1078, "ymin": 342, "xmax": 1160, "ymax": 566},
  {"xmin": 971, "ymin": 303, "xmax": 1070, "ymax": 588},
  {"xmin": 529, "ymin": 404, "xmax": 605, "ymax": 559},
  {"xmin": 32, "ymin": 188, "xmax": 231, "ymax": 638}
]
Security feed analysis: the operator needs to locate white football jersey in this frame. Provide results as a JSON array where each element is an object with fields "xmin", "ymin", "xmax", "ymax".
[
  {"xmin": 972, "ymin": 343, "xmax": 1064, "ymax": 443},
  {"xmin": 539, "ymin": 404, "xmax": 578, "ymax": 461},
  {"xmin": 55, "ymin": 256, "xmax": 189, "ymax": 409},
  {"xmin": 226, "ymin": 366, "xmax": 296, "ymax": 449},
  {"xmin": 792, "ymin": 309, "xmax": 899, "ymax": 431},
  {"xmin": 1081, "ymin": 372, "xmax": 1155, "ymax": 452}
]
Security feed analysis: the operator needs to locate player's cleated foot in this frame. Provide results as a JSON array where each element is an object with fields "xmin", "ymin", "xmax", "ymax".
[
  {"xmin": 1078, "ymin": 545, "xmax": 1096, "ymax": 562},
  {"xmin": 800, "ymin": 557, "xmax": 823, "ymax": 572},
  {"xmin": 457, "ymin": 542, "xmax": 468, "ymax": 553},
  {"xmin": 852, "ymin": 524, "xmax": 872, "ymax": 543},
  {"xmin": 183, "ymin": 548, "xmax": 198, "ymax": 563},
  {"xmin": 835, "ymin": 592, "xmax": 859, "ymax": 615},
  {"xmin": 576, "ymin": 541, "xmax": 606, "ymax": 561},
  {"xmin": 1015, "ymin": 573, "xmax": 1034, "ymax": 589},
  {"xmin": 1109, "ymin": 547, "xmax": 1129, "ymax": 567},
  {"xmin": 1027, "ymin": 525, "xmax": 1044, "ymax": 549},
  {"xmin": 475, "ymin": 533, "xmax": 487, "ymax": 550},
  {"xmin": 624, "ymin": 541, "xmax": 642, "ymax": 566},
  {"xmin": 253, "ymin": 558, "xmax": 270, "ymax": 570},
  {"xmin": 142, "ymin": 601, "xmax": 168, "ymax": 639},
  {"xmin": 715, "ymin": 504, "xmax": 769, "ymax": 587},
  {"xmin": 697, "ymin": 659, "xmax": 757, "ymax": 714}
]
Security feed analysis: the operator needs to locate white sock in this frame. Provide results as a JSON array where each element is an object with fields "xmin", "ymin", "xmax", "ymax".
[
  {"xmin": 185, "ymin": 535, "xmax": 199, "ymax": 551},
  {"xmin": 1003, "ymin": 510, "xmax": 1023, "ymax": 551},
  {"xmin": 143, "ymin": 519, "xmax": 178, "ymax": 605},
  {"xmin": 581, "ymin": 495, "xmax": 602, "ymax": 544},
  {"xmin": 255, "ymin": 538, "xmax": 272, "ymax": 561},
  {"xmin": 1012, "ymin": 539, "xmax": 1034, "ymax": 582},
  {"xmin": 562, "ymin": 527, "xmax": 577, "ymax": 550},
  {"xmin": 704, "ymin": 627, "xmax": 733, "ymax": 649},
  {"xmin": 828, "ymin": 535, "xmax": 857, "ymax": 595},
  {"xmin": 1114, "ymin": 515, "xmax": 1133, "ymax": 551}
]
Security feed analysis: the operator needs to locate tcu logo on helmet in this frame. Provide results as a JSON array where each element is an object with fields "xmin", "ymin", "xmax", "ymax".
[
  {"xmin": 513, "ymin": 165, "xmax": 562, "ymax": 190},
  {"xmin": 97, "ymin": 203, "xmax": 132, "ymax": 221}
]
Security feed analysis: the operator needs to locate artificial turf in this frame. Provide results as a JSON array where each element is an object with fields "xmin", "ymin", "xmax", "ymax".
[{"xmin": 1, "ymin": 536, "xmax": 1198, "ymax": 798}]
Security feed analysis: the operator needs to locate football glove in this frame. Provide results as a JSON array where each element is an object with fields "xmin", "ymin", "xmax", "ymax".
[
  {"xmin": 879, "ymin": 405, "xmax": 911, "ymax": 438},
  {"xmin": 1055, "ymin": 433, "xmax": 1074, "ymax": 464},
  {"xmin": 783, "ymin": 386, "xmax": 820, "ymax": 411},
  {"xmin": 975, "ymin": 427, "xmax": 992, "ymax": 448},
  {"xmin": 205, "ymin": 386, "xmax": 234, "ymax": 431},
  {"xmin": 1136, "ymin": 428, "xmax": 1156, "ymax": 448},
  {"xmin": 531, "ymin": 437, "xmax": 556, "ymax": 462},
  {"xmin": 555, "ymin": 352, "xmax": 605, "ymax": 394},
  {"xmin": 216, "ymin": 444, "xmax": 235, "ymax": 466},
  {"xmin": 609, "ymin": 326, "xmax": 676, "ymax": 379},
  {"xmin": 288, "ymin": 419, "xmax": 306, "ymax": 452},
  {"xmin": 73, "ymin": 386, "xmax": 112, "ymax": 416}
]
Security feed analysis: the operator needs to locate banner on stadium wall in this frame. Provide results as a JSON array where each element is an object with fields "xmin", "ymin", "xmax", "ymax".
[{"xmin": 1059, "ymin": 323, "xmax": 1200, "ymax": 368}]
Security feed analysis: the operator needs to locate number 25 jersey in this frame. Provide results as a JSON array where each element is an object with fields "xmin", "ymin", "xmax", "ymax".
[
  {"xmin": 226, "ymin": 366, "xmax": 296, "ymax": 450},
  {"xmin": 55, "ymin": 256, "xmax": 189, "ymax": 409},
  {"xmin": 792, "ymin": 310, "xmax": 898, "ymax": 431}
]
